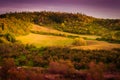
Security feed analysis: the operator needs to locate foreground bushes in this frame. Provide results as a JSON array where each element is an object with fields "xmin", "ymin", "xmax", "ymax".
[
  {"xmin": 0, "ymin": 43, "xmax": 120, "ymax": 80},
  {"xmin": 0, "ymin": 58, "xmax": 120, "ymax": 80},
  {"xmin": 0, "ymin": 43, "xmax": 120, "ymax": 69}
]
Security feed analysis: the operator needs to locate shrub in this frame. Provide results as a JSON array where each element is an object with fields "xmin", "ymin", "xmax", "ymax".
[
  {"xmin": 0, "ymin": 37, "xmax": 9, "ymax": 43},
  {"xmin": 48, "ymin": 60, "xmax": 75, "ymax": 74},
  {"xmin": 72, "ymin": 38, "xmax": 87, "ymax": 46},
  {"xmin": 113, "ymin": 31, "xmax": 120, "ymax": 40},
  {"xmin": 4, "ymin": 33, "xmax": 16, "ymax": 42},
  {"xmin": 0, "ymin": 58, "xmax": 16, "ymax": 80},
  {"xmin": 87, "ymin": 62, "xmax": 105, "ymax": 80}
]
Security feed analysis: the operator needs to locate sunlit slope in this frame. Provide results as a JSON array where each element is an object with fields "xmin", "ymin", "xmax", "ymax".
[
  {"xmin": 72, "ymin": 40, "xmax": 120, "ymax": 50},
  {"xmin": 16, "ymin": 24, "xmax": 120, "ymax": 50},
  {"xmin": 16, "ymin": 33, "xmax": 73, "ymax": 47},
  {"xmin": 16, "ymin": 33, "xmax": 120, "ymax": 50},
  {"xmin": 31, "ymin": 24, "xmax": 100, "ymax": 40}
]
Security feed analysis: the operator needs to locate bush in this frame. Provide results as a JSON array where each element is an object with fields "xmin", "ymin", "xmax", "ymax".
[
  {"xmin": 0, "ymin": 37, "xmax": 9, "ymax": 43},
  {"xmin": 48, "ymin": 60, "xmax": 75, "ymax": 74},
  {"xmin": 87, "ymin": 62, "xmax": 105, "ymax": 80},
  {"xmin": 0, "ymin": 58, "xmax": 16, "ymax": 80},
  {"xmin": 72, "ymin": 38, "xmax": 87, "ymax": 46},
  {"xmin": 4, "ymin": 33, "xmax": 16, "ymax": 42}
]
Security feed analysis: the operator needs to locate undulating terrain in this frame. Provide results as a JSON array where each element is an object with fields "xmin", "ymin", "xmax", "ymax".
[{"xmin": 0, "ymin": 12, "xmax": 120, "ymax": 80}]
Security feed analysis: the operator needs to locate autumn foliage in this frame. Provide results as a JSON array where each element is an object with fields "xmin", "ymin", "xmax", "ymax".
[{"xmin": 0, "ymin": 43, "xmax": 120, "ymax": 80}]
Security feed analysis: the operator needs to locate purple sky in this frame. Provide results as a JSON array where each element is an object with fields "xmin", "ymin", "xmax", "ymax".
[{"xmin": 0, "ymin": 0, "xmax": 120, "ymax": 19}]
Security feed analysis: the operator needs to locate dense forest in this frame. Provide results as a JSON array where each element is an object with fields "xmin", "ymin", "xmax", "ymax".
[{"xmin": 0, "ymin": 12, "xmax": 120, "ymax": 80}]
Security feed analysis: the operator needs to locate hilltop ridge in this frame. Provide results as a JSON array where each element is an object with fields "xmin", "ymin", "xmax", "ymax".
[{"xmin": 0, "ymin": 11, "xmax": 120, "ymax": 43}]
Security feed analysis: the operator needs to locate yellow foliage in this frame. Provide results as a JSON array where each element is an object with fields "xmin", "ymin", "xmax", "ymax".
[{"xmin": 72, "ymin": 38, "xmax": 87, "ymax": 46}]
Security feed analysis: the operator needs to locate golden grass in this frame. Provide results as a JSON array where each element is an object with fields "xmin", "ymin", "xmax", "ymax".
[
  {"xmin": 16, "ymin": 24, "xmax": 120, "ymax": 50},
  {"xmin": 16, "ymin": 33, "xmax": 73, "ymax": 47},
  {"xmin": 31, "ymin": 24, "xmax": 100, "ymax": 40},
  {"xmin": 71, "ymin": 40, "xmax": 120, "ymax": 50}
]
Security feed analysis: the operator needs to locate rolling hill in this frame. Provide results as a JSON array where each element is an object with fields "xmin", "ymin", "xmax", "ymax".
[
  {"xmin": 0, "ymin": 11, "xmax": 120, "ymax": 49},
  {"xmin": 0, "ymin": 12, "xmax": 120, "ymax": 80},
  {"xmin": 0, "ymin": 11, "xmax": 120, "ymax": 41},
  {"xmin": 16, "ymin": 24, "xmax": 120, "ymax": 50}
]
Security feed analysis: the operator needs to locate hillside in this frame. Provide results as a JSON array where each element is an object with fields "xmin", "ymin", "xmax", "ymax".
[
  {"xmin": 31, "ymin": 24, "xmax": 100, "ymax": 39},
  {"xmin": 0, "ymin": 12, "xmax": 120, "ymax": 80},
  {"xmin": 16, "ymin": 33, "xmax": 73, "ymax": 48},
  {"xmin": 15, "ymin": 24, "xmax": 120, "ymax": 50},
  {"xmin": 0, "ymin": 17, "xmax": 32, "ymax": 35},
  {"xmin": 0, "ymin": 12, "xmax": 120, "ymax": 42},
  {"xmin": 0, "ymin": 11, "xmax": 120, "ymax": 46}
]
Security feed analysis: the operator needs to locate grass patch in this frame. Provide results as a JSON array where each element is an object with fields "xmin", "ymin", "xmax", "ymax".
[
  {"xmin": 31, "ymin": 24, "xmax": 100, "ymax": 40},
  {"xmin": 31, "ymin": 30, "xmax": 79, "ymax": 39},
  {"xmin": 16, "ymin": 33, "xmax": 74, "ymax": 48}
]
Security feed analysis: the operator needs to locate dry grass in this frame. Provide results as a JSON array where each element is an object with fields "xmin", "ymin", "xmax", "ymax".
[
  {"xmin": 16, "ymin": 33, "xmax": 73, "ymax": 47},
  {"xmin": 17, "ymin": 24, "xmax": 120, "ymax": 50},
  {"xmin": 71, "ymin": 40, "xmax": 120, "ymax": 50},
  {"xmin": 31, "ymin": 24, "xmax": 100, "ymax": 40}
]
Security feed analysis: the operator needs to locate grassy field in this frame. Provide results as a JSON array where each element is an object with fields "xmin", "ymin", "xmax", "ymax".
[
  {"xmin": 31, "ymin": 24, "xmax": 101, "ymax": 40},
  {"xmin": 16, "ymin": 33, "xmax": 74, "ymax": 47},
  {"xmin": 16, "ymin": 24, "xmax": 120, "ymax": 50},
  {"xmin": 72, "ymin": 40, "xmax": 120, "ymax": 50}
]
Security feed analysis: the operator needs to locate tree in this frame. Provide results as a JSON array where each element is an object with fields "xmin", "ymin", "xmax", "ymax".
[
  {"xmin": 1, "ymin": 23, "xmax": 4, "ymax": 30},
  {"xmin": 113, "ymin": 31, "xmax": 120, "ymax": 40}
]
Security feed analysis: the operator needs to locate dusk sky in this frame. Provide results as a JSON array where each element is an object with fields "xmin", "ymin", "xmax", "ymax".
[{"xmin": 0, "ymin": 0, "xmax": 120, "ymax": 19}]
